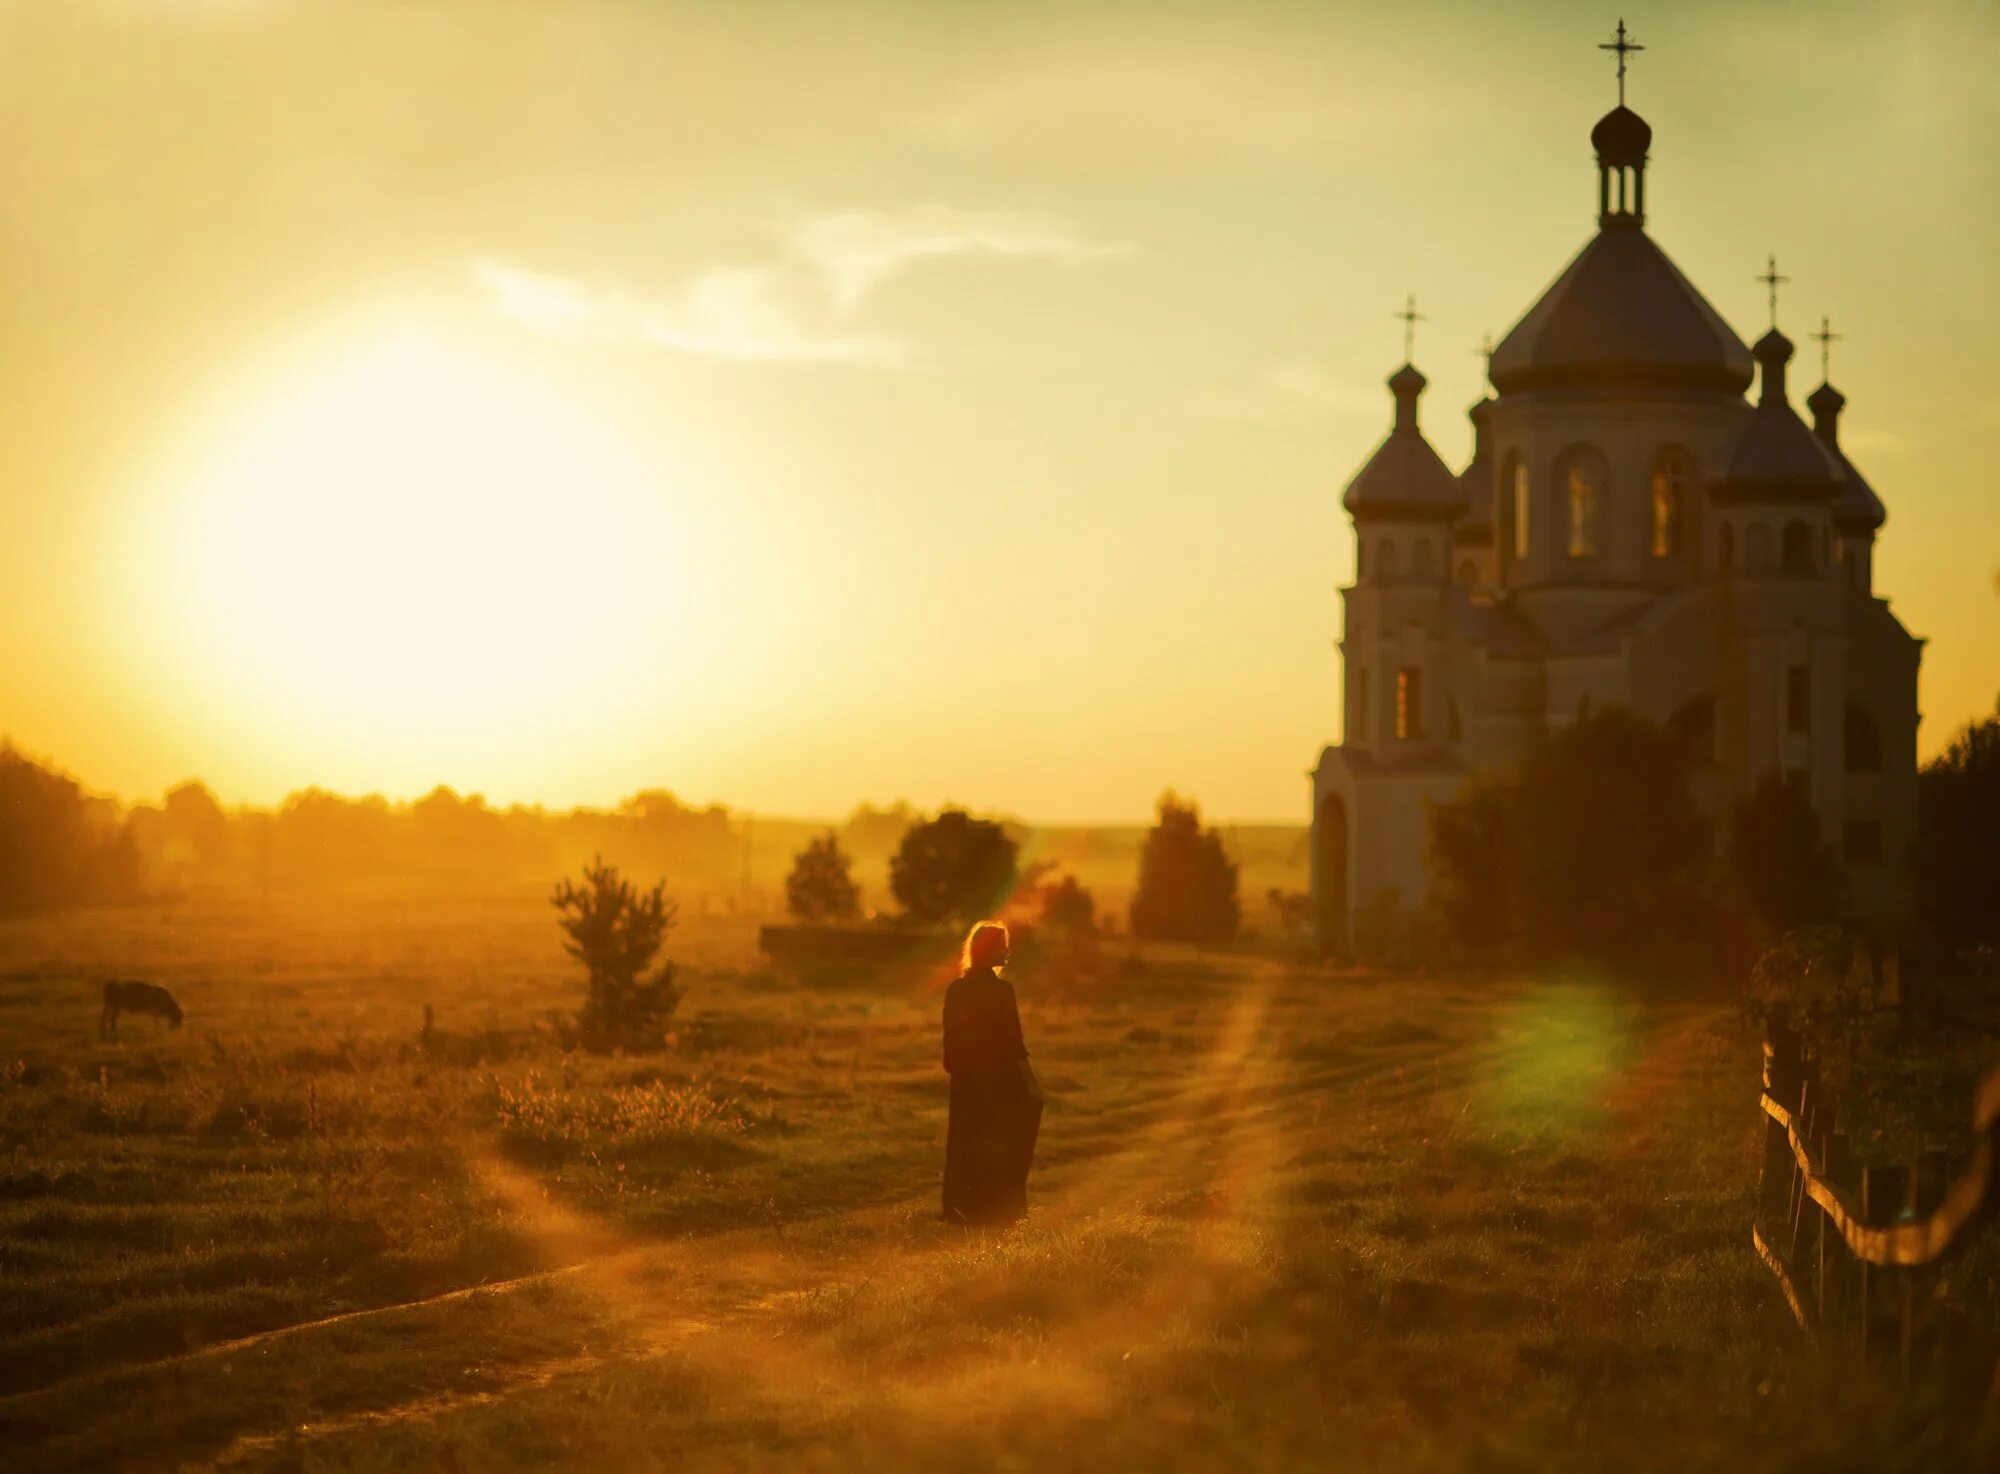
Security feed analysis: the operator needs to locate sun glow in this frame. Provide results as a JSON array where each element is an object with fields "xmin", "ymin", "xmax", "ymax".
[{"xmin": 121, "ymin": 333, "xmax": 686, "ymax": 790}]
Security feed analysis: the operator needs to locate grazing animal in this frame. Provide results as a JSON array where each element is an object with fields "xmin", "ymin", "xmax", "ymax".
[{"xmin": 101, "ymin": 980, "xmax": 183, "ymax": 1038}]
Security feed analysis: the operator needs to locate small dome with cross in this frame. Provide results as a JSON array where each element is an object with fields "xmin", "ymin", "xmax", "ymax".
[{"xmin": 1591, "ymin": 105, "xmax": 1652, "ymax": 167}]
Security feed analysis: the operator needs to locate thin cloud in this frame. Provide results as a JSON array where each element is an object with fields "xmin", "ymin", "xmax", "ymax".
[
  {"xmin": 1196, "ymin": 361, "xmax": 1385, "ymax": 424},
  {"xmin": 473, "ymin": 257, "xmax": 902, "ymax": 366},
  {"xmin": 474, "ymin": 206, "xmax": 1125, "ymax": 367},
  {"xmin": 790, "ymin": 206, "xmax": 1129, "ymax": 312}
]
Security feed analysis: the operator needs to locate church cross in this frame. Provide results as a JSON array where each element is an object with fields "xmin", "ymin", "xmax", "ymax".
[
  {"xmin": 1475, "ymin": 333, "xmax": 1495, "ymax": 374},
  {"xmin": 1755, "ymin": 253, "xmax": 1790, "ymax": 330},
  {"xmin": 1811, "ymin": 314, "xmax": 1842, "ymax": 381},
  {"xmin": 1599, "ymin": 19, "xmax": 1644, "ymax": 106},
  {"xmin": 1395, "ymin": 294, "xmax": 1425, "ymax": 363}
]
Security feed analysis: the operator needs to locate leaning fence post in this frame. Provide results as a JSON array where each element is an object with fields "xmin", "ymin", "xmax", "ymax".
[
  {"xmin": 1761, "ymin": 1010, "xmax": 1800, "ymax": 1220},
  {"xmin": 1814, "ymin": 1108, "xmax": 1841, "ymax": 1323},
  {"xmin": 1861, "ymin": 1163, "xmax": 1909, "ymax": 1371},
  {"xmin": 1910, "ymin": 1148, "xmax": 1952, "ymax": 1380},
  {"xmin": 1789, "ymin": 1078, "xmax": 1818, "ymax": 1258}
]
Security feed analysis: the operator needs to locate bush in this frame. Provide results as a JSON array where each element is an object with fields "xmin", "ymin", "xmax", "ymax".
[
  {"xmin": 1744, "ymin": 927, "xmax": 1876, "ymax": 1093},
  {"xmin": 1727, "ymin": 774, "xmax": 1846, "ymax": 938},
  {"xmin": 1038, "ymin": 874, "xmax": 1097, "ymax": 936},
  {"xmin": 1424, "ymin": 706, "xmax": 1711, "ymax": 973},
  {"xmin": 1129, "ymin": 792, "xmax": 1239, "ymax": 945},
  {"xmin": 1917, "ymin": 698, "xmax": 2000, "ymax": 950},
  {"xmin": 889, "ymin": 810, "xmax": 1018, "ymax": 927},
  {"xmin": 551, "ymin": 857, "xmax": 683, "ymax": 1052},
  {"xmin": 786, "ymin": 833, "xmax": 861, "ymax": 923}
]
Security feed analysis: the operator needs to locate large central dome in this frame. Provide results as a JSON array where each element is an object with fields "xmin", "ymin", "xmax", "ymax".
[{"xmin": 1489, "ymin": 225, "xmax": 1754, "ymax": 395}]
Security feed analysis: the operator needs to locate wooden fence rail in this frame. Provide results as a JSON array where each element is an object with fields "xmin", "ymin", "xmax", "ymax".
[{"xmin": 1753, "ymin": 1005, "xmax": 2000, "ymax": 1384}]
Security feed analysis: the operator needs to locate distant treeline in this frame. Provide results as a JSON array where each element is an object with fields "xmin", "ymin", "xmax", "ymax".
[{"xmin": 0, "ymin": 745, "xmax": 1309, "ymax": 915}]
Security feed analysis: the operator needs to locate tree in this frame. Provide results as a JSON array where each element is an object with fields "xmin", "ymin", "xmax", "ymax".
[
  {"xmin": 786, "ymin": 833, "xmax": 861, "ymax": 922},
  {"xmin": 1726, "ymin": 774, "xmax": 1847, "ymax": 936},
  {"xmin": 1266, "ymin": 888, "xmax": 1312, "ymax": 937},
  {"xmin": 1425, "ymin": 706, "xmax": 1711, "ymax": 968},
  {"xmin": 1916, "ymin": 698, "xmax": 2000, "ymax": 950},
  {"xmin": 1423, "ymin": 772, "xmax": 1519, "ymax": 956},
  {"xmin": 162, "ymin": 780, "xmax": 234, "ymax": 875},
  {"xmin": 0, "ymin": 745, "xmax": 140, "ymax": 913},
  {"xmin": 1130, "ymin": 792, "xmax": 1240, "ymax": 945},
  {"xmin": 889, "ymin": 809, "xmax": 1018, "ymax": 927},
  {"xmin": 551, "ymin": 856, "xmax": 682, "ymax": 1051},
  {"xmin": 1039, "ymin": 874, "xmax": 1097, "ymax": 935}
]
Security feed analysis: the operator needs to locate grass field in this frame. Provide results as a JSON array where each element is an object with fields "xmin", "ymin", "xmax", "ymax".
[{"xmin": 0, "ymin": 893, "xmax": 1980, "ymax": 1471}]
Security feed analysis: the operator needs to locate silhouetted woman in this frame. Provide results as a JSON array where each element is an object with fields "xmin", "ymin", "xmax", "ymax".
[{"xmin": 941, "ymin": 921, "xmax": 1042, "ymax": 1226}]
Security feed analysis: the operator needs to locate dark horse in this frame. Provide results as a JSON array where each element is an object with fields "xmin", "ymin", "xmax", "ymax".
[{"xmin": 101, "ymin": 980, "xmax": 183, "ymax": 1037}]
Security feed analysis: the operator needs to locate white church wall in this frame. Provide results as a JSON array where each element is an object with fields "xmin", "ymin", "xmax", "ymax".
[{"xmin": 1487, "ymin": 393, "xmax": 1746, "ymax": 594}]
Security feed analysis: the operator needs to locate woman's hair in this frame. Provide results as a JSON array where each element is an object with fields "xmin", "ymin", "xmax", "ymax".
[{"xmin": 962, "ymin": 921, "xmax": 1009, "ymax": 972}]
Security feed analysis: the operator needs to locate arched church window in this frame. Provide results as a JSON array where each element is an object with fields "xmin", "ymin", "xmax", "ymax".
[
  {"xmin": 1557, "ymin": 446, "xmax": 1606, "ymax": 558},
  {"xmin": 1745, "ymin": 521, "xmax": 1774, "ymax": 575},
  {"xmin": 1782, "ymin": 521, "xmax": 1815, "ymax": 577},
  {"xmin": 1843, "ymin": 703, "xmax": 1883, "ymax": 772},
  {"xmin": 1351, "ymin": 668, "xmax": 1370, "ymax": 744},
  {"xmin": 1651, "ymin": 448, "xmax": 1694, "ymax": 558},
  {"xmin": 1507, "ymin": 456, "xmax": 1530, "ymax": 563},
  {"xmin": 1455, "ymin": 558, "xmax": 1478, "ymax": 588},
  {"xmin": 1394, "ymin": 667, "xmax": 1424, "ymax": 740},
  {"xmin": 1377, "ymin": 538, "xmax": 1399, "ymax": 582},
  {"xmin": 1412, "ymin": 538, "xmax": 1435, "ymax": 582}
]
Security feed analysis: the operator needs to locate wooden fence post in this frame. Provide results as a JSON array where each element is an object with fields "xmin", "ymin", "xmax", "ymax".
[
  {"xmin": 1820, "ymin": 1128, "xmax": 1851, "ymax": 1328},
  {"xmin": 1861, "ymin": 1164, "xmax": 1909, "ymax": 1370},
  {"xmin": 1911, "ymin": 1148, "xmax": 1952, "ymax": 1380},
  {"xmin": 1761, "ymin": 1012, "xmax": 1800, "ymax": 1221},
  {"xmin": 1788, "ymin": 1078, "xmax": 1818, "ymax": 1258}
]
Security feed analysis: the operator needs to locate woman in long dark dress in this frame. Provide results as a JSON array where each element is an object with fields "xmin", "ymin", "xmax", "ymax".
[{"xmin": 941, "ymin": 921, "xmax": 1042, "ymax": 1226}]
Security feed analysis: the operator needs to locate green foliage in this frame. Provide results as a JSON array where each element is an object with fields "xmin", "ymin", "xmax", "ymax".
[
  {"xmin": 786, "ymin": 832, "xmax": 861, "ymax": 923},
  {"xmin": 1424, "ymin": 773, "xmax": 1518, "ymax": 956},
  {"xmin": 888, "ymin": 809, "xmax": 1018, "ymax": 927},
  {"xmin": 1726, "ymin": 774, "xmax": 1847, "ymax": 937},
  {"xmin": 1424, "ymin": 706, "xmax": 1710, "ymax": 970},
  {"xmin": 1129, "ymin": 792, "xmax": 1239, "ymax": 945},
  {"xmin": 1743, "ymin": 927, "xmax": 1875, "ymax": 1092},
  {"xmin": 551, "ymin": 856, "xmax": 683, "ymax": 1052},
  {"xmin": 1916, "ymin": 697, "xmax": 2000, "ymax": 949}
]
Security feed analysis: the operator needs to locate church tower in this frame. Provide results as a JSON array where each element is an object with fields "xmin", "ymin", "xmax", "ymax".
[{"xmin": 1308, "ymin": 24, "xmax": 1922, "ymax": 952}]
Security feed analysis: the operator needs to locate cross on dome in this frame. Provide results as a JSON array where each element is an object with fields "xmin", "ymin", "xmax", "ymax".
[
  {"xmin": 1811, "ymin": 314, "xmax": 1842, "ymax": 381},
  {"xmin": 1395, "ymin": 294, "xmax": 1425, "ymax": 363},
  {"xmin": 1755, "ymin": 254, "xmax": 1790, "ymax": 330},
  {"xmin": 1599, "ymin": 19, "xmax": 1644, "ymax": 106}
]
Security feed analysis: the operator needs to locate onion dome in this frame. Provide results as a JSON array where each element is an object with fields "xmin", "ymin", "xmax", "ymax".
[
  {"xmin": 1714, "ymin": 330, "xmax": 1844, "ymax": 503},
  {"xmin": 1453, "ymin": 396, "xmax": 1495, "ymax": 544},
  {"xmin": 1488, "ymin": 227, "xmax": 1754, "ymax": 395},
  {"xmin": 1591, "ymin": 105, "xmax": 1652, "ymax": 168},
  {"xmin": 1342, "ymin": 364, "xmax": 1466, "ymax": 522},
  {"xmin": 1807, "ymin": 380, "xmax": 1887, "ymax": 533}
]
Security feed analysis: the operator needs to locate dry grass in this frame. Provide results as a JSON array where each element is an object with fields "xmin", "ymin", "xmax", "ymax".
[{"xmin": 0, "ymin": 894, "xmax": 1983, "ymax": 1472}]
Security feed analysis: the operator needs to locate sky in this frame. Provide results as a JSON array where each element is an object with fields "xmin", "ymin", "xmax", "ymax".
[{"xmin": 0, "ymin": 0, "xmax": 1994, "ymax": 822}]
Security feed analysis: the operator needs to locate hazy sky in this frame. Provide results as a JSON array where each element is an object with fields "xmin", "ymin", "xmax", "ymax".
[{"xmin": 1, "ymin": 0, "xmax": 1994, "ymax": 821}]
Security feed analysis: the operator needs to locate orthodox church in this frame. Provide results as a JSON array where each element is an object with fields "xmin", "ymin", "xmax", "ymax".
[{"xmin": 1308, "ymin": 37, "xmax": 1921, "ymax": 947}]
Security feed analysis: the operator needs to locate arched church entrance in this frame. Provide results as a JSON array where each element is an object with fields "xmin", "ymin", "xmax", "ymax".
[{"xmin": 1314, "ymin": 794, "xmax": 1350, "ymax": 955}]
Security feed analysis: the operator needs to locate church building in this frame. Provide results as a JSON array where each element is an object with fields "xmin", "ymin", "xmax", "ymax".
[{"xmin": 1308, "ymin": 33, "xmax": 1922, "ymax": 948}]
